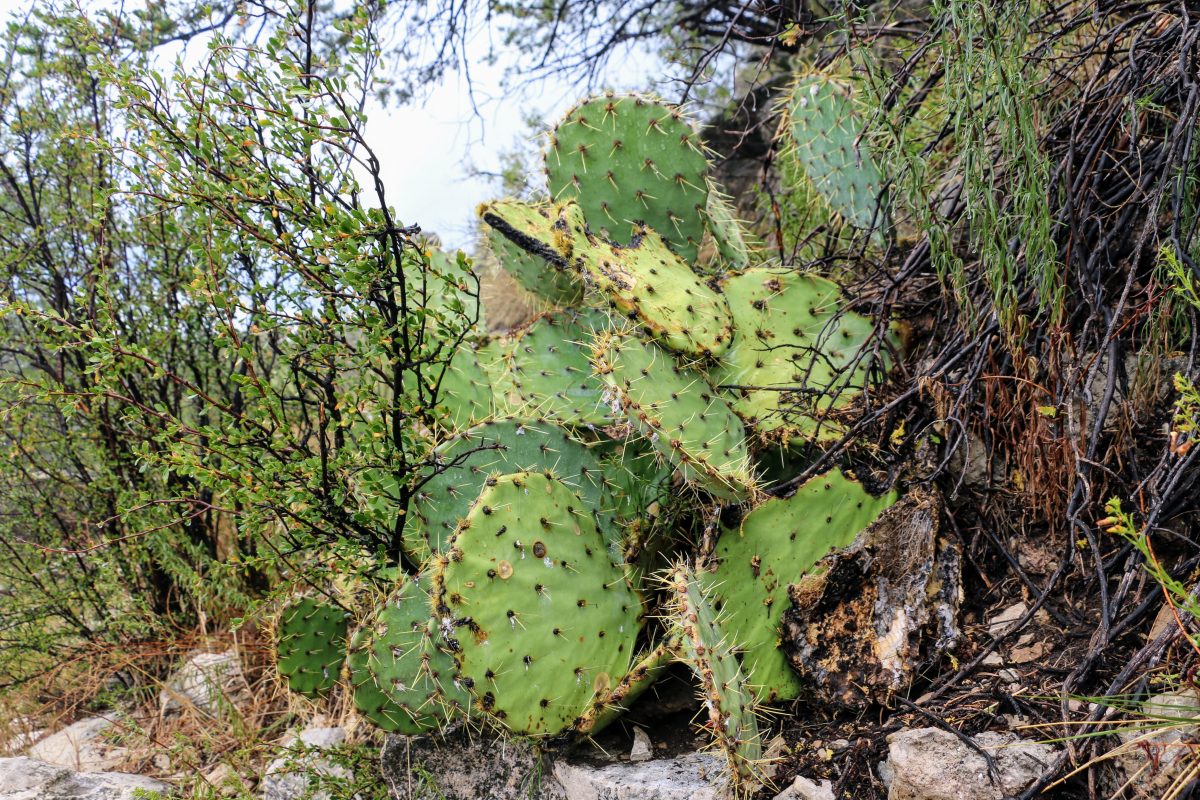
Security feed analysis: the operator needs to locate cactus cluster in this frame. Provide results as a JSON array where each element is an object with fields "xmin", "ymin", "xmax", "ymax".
[{"xmin": 274, "ymin": 84, "xmax": 905, "ymax": 796}]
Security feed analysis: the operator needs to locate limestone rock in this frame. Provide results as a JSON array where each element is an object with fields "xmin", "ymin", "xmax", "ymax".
[
  {"xmin": 881, "ymin": 728, "xmax": 1057, "ymax": 800},
  {"xmin": 629, "ymin": 728, "xmax": 653, "ymax": 763},
  {"xmin": 261, "ymin": 725, "xmax": 352, "ymax": 800},
  {"xmin": 27, "ymin": 716, "xmax": 127, "ymax": 772},
  {"xmin": 1113, "ymin": 689, "xmax": 1200, "ymax": 798},
  {"xmin": 0, "ymin": 756, "xmax": 170, "ymax": 799},
  {"xmin": 553, "ymin": 751, "xmax": 726, "ymax": 800},
  {"xmin": 381, "ymin": 731, "xmax": 564, "ymax": 800},
  {"xmin": 159, "ymin": 650, "xmax": 245, "ymax": 716},
  {"xmin": 782, "ymin": 489, "xmax": 962, "ymax": 707},
  {"xmin": 774, "ymin": 775, "xmax": 835, "ymax": 800}
]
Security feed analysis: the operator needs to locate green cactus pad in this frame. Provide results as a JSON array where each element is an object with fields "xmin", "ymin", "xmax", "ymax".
[
  {"xmin": 494, "ymin": 310, "xmax": 615, "ymax": 427},
  {"xmin": 545, "ymin": 93, "xmax": 710, "ymax": 262},
  {"xmin": 786, "ymin": 75, "xmax": 889, "ymax": 236},
  {"xmin": 276, "ymin": 597, "xmax": 348, "ymax": 697},
  {"xmin": 705, "ymin": 189, "xmax": 752, "ymax": 270},
  {"xmin": 575, "ymin": 225, "xmax": 733, "ymax": 358},
  {"xmin": 349, "ymin": 575, "xmax": 471, "ymax": 734},
  {"xmin": 712, "ymin": 268, "xmax": 893, "ymax": 444},
  {"xmin": 595, "ymin": 332, "xmax": 754, "ymax": 502},
  {"xmin": 482, "ymin": 204, "xmax": 584, "ymax": 305},
  {"xmin": 667, "ymin": 565, "xmax": 764, "ymax": 792},
  {"xmin": 406, "ymin": 419, "xmax": 619, "ymax": 564},
  {"xmin": 435, "ymin": 337, "xmax": 509, "ymax": 430},
  {"xmin": 348, "ymin": 626, "xmax": 420, "ymax": 733},
  {"xmin": 432, "ymin": 471, "xmax": 643, "ymax": 737},
  {"xmin": 708, "ymin": 468, "xmax": 898, "ymax": 702}
]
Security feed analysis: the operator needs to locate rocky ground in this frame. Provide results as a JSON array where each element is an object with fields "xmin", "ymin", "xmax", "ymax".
[{"xmin": 3, "ymin": 586, "xmax": 1197, "ymax": 800}]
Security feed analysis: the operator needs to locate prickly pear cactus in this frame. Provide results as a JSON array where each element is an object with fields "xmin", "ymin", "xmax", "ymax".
[
  {"xmin": 431, "ymin": 471, "xmax": 643, "ymax": 736},
  {"xmin": 786, "ymin": 75, "xmax": 889, "ymax": 236},
  {"xmin": 594, "ymin": 332, "xmax": 755, "ymax": 502},
  {"xmin": 574, "ymin": 225, "xmax": 734, "ymax": 358},
  {"xmin": 406, "ymin": 419, "xmax": 620, "ymax": 565},
  {"xmin": 545, "ymin": 93, "xmax": 710, "ymax": 262},
  {"xmin": 348, "ymin": 574, "xmax": 471, "ymax": 734},
  {"xmin": 707, "ymin": 468, "xmax": 898, "ymax": 702},
  {"xmin": 276, "ymin": 597, "xmax": 348, "ymax": 697},
  {"xmin": 482, "ymin": 204, "xmax": 584, "ymax": 305},
  {"xmin": 435, "ymin": 336, "xmax": 509, "ymax": 430},
  {"xmin": 667, "ymin": 565, "xmax": 764, "ymax": 793},
  {"xmin": 712, "ymin": 268, "xmax": 893, "ymax": 444},
  {"xmin": 494, "ymin": 309, "xmax": 614, "ymax": 427}
]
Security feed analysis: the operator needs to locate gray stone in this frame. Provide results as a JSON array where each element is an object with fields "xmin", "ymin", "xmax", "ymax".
[
  {"xmin": 1113, "ymin": 689, "xmax": 1200, "ymax": 798},
  {"xmin": 0, "ymin": 756, "xmax": 170, "ymax": 799},
  {"xmin": 27, "ymin": 716, "xmax": 128, "ymax": 772},
  {"xmin": 553, "ymin": 751, "xmax": 726, "ymax": 800},
  {"xmin": 382, "ymin": 732, "xmax": 563, "ymax": 800},
  {"xmin": 629, "ymin": 728, "xmax": 653, "ymax": 763},
  {"xmin": 985, "ymin": 603, "xmax": 1028, "ymax": 639},
  {"xmin": 774, "ymin": 775, "xmax": 835, "ymax": 800},
  {"xmin": 159, "ymin": 650, "xmax": 245, "ymax": 715},
  {"xmin": 882, "ymin": 728, "xmax": 1057, "ymax": 800},
  {"xmin": 261, "ymin": 725, "xmax": 353, "ymax": 800}
]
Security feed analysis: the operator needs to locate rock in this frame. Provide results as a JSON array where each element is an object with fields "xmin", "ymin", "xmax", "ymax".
[
  {"xmin": 382, "ymin": 731, "xmax": 564, "ymax": 800},
  {"xmin": 0, "ymin": 756, "xmax": 170, "ymax": 799},
  {"xmin": 160, "ymin": 649, "xmax": 245, "ymax": 715},
  {"xmin": 629, "ymin": 728, "xmax": 653, "ymax": 762},
  {"xmin": 553, "ymin": 751, "xmax": 725, "ymax": 800},
  {"xmin": 295, "ymin": 727, "xmax": 346, "ymax": 749},
  {"xmin": 774, "ymin": 775, "xmax": 836, "ymax": 800},
  {"xmin": 1113, "ymin": 689, "xmax": 1200, "ymax": 798},
  {"xmin": 262, "ymin": 725, "xmax": 353, "ymax": 800},
  {"xmin": 27, "ymin": 716, "xmax": 127, "ymax": 772},
  {"xmin": 882, "ymin": 728, "xmax": 1058, "ymax": 800},
  {"xmin": 985, "ymin": 603, "xmax": 1028, "ymax": 638},
  {"xmin": 782, "ymin": 488, "xmax": 962, "ymax": 706},
  {"xmin": 203, "ymin": 762, "xmax": 245, "ymax": 796},
  {"xmin": 996, "ymin": 668, "xmax": 1020, "ymax": 684}
]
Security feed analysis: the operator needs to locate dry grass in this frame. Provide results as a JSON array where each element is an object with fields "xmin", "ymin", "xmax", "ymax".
[{"xmin": 0, "ymin": 624, "xmax": 382, "ymax": 798}]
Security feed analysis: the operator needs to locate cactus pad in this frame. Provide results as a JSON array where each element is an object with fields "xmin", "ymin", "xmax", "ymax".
[
  {"xmin": 545, "ymin": 93, "xmax": 709, "ymax": 262},
  {"xmin": 436, "ymin": 337, "xmax": 508, "ymax": 430},
  {"xmin": 667, "ymin": 565, "xmax": 764, "ymax": 792},
  {"xmin": 347, "ymin": 626, "xmax": 418, "ymax": 733},
  {"xmin": 349, "ymin": 575, "xmax": 470, "ymax": 734},
  {"xmin": 276, "ymin": 597, "xmax": 348, "ymax": 697},
  {"xmin": 708, "ymin": 469, "xmax": 898, "ymax": 702},
  {"xmin": 573, "ymin": 225, "xmax": 733, "ymax": 358},
  {"xmin": 406, "ymin": 419, "xmax": 618, "ymax": 564},
  {"xmin": 595, "ymin": 333, "xmax": 754, "ymax": 502},
  {"xmin": 494, "ymin": 310, "xmax": 614, "ymax": 427},
  {"xmin": 483, "ymin": 209, "xmax": 584, "ymax": 305},
  {"xmin": 712, "ymin": 268, "xmax": 892, "ymax": 443},
  {"xmin": 786, "ymin": 75, "xmax": 889, "ymax": 235},
  {"xmin": 432, "ymin": 471, "xmax": 643, "ymax": 736}
]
